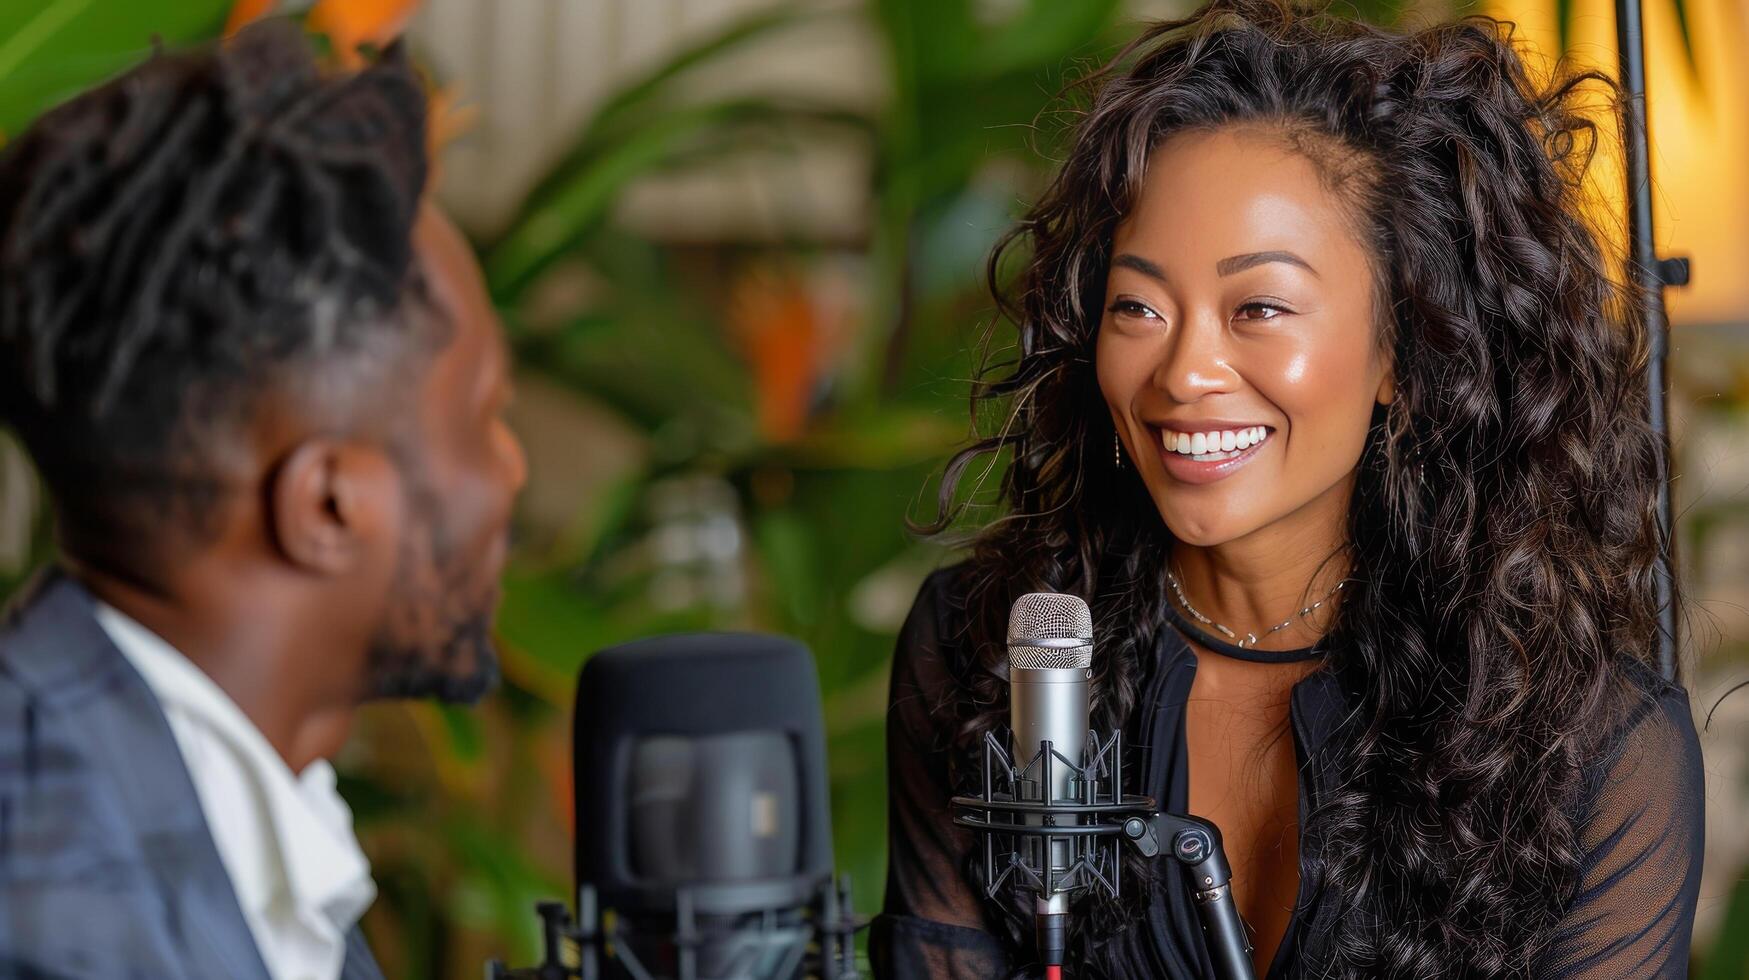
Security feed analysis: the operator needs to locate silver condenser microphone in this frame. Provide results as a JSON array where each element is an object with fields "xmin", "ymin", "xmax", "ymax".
[
  {"xmin": 1007, "ymin": 592, "xmax": 1094, "ymax": 973},
  {"xmin": 955, "ymin": 594, "xmax": 1255, "ymax": 979}
]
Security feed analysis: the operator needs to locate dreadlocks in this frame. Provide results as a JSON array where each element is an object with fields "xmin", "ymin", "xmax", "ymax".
[{"xmin": 0, "ymin": 19, "xmax": 431, "ymax": 549}]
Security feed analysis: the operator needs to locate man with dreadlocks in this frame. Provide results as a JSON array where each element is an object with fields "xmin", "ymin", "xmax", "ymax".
[{"xmin": 0, "ymin": 21, "xmax": 525, "ymax": 979}]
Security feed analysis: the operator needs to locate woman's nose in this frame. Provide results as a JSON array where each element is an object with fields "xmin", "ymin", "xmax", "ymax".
[{"xmin": 1150, "ymin": 311, "xmax": 1238, "ymax": 402}]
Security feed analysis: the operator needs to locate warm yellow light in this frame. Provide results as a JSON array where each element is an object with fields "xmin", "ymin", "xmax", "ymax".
[{"xmin": 1483, "ymin": 0, "xmax": 1749, "ymax": 327}]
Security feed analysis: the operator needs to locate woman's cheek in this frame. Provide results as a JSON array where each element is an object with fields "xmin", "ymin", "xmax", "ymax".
[
  {"xmin": 1096, "ymin": 325, "xmax": 1153, "ymax": 402},
  {"xmin": 1257, "ymin": 353, "xmax": 1382, "ymax": 523}
]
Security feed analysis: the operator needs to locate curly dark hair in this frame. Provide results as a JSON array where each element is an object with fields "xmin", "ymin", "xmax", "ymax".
[
  {"xmin": 0, "ymin": 20, "xmax": 431, "ymax": 552},
  {"xmin": 918, "ymin": 0, "xmax": 1676, "ymax": 974}
]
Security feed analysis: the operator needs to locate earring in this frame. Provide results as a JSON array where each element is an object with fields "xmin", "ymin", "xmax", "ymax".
[{"xmin": 1114, "ymin": 431, "xmax": 1125, "ymax": 470}]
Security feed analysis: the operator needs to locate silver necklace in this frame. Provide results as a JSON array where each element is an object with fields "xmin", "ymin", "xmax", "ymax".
[{"xmin": 1165, "ymin": 566, "xmax": 1346, "ymax": 650}]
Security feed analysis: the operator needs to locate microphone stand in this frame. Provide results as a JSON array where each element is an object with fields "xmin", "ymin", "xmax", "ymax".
[{"xmin": 1614, "ymin": 0, "xmax": 1687, "ymax": 681}]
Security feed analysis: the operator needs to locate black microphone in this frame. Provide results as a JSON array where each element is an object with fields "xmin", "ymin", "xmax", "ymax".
[
  {"xmin": 488, "ymin": 632, "xmax": 862, "ymax": 980},
  {"xmin": 953, "ymin": 592, "xmax": 1257, "ymax": 980}
]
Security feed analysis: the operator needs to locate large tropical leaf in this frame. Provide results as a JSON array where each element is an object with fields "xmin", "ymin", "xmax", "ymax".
[
  {"xmin": 0, "ymin": 0, "xmax": 231, "ymax": 137},
  {"xmin": 544, "ymin": 4, "xmax": 820, "ymax": 188},
  {"xmin": 1528, "ymin": 0, "xmax": 1699, "ymax": 85},
  {"xmin": 486, "ymin": 99, "xmax": 870, "ymax": 301}
]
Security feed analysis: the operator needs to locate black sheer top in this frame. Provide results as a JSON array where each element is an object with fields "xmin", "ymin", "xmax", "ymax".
[{"xmin": 870, "ymin": 566, "xmax": 1706, "ymax": 979}]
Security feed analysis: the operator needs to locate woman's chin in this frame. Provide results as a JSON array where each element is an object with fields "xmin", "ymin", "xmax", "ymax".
[{"xmin": 1156, "ymin": 513, "xmax": 1245, "ymax": 548}]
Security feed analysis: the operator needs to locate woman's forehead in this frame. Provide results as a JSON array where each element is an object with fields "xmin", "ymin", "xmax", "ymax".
[{"xmin": 1116, "ymin": 129, "xmax": 1364, "ymax": 264}]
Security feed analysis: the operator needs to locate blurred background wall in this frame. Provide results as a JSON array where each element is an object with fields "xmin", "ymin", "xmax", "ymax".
[{"xmin": 2, "ymin": 0, "xmax": 1747, "ymax": 975}]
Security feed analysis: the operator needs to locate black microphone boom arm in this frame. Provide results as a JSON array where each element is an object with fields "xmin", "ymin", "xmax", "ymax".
[{"xmin": 1120, "ymin": 812, "xmax": 1254, "ymax": 980}]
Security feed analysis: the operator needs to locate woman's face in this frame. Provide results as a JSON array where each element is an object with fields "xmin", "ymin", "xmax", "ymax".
[{"xmin": 1096, "ymin": 125, "xmax": 1393, "ymax": 547}]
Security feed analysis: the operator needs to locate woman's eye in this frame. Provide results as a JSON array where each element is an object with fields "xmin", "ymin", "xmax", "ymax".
[
  {"xmin": 1236, "ymin": 301, "xmax": 1289, "ymax": 322},
  {"xmin": 1108, "ymin": 299, "xmax": 1159, "ymax": 319}
]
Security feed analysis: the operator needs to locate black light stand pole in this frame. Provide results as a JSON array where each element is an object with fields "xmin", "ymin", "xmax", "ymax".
[{"xmin": 1615, "ymin": 0, "xmax": 1688, "ymax": 680}]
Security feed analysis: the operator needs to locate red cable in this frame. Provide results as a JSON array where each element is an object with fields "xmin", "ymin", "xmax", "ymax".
[{"xmin": 1045, "ymin": 966, "xmax": 1063, "ymax": 980}]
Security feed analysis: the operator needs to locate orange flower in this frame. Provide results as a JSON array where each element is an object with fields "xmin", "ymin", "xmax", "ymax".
[
  {"xmin": 223, "ymin": 0, "xmax": 279, "ymax": 36},
  {"xmin": 305, "ymin": 0, "xmax": 422, "ymax": 66},
  {"xmin": 226, "ymin": 0, "xmax": 421, "ymax": 65},
  {"xmin": 729, "ymin": 264, "xmax": 850, "ymax": 444},
  {"xmin": 223, "ymin": 0, "xmax": 471, "ymax": 176}
]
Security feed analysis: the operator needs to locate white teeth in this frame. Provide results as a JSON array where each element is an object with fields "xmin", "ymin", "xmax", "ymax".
[{"xmin": 1163, "ymin": 425, "xmax": 1269, "ymax": 457}]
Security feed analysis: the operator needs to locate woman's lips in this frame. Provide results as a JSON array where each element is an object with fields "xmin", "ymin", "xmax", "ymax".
[{"xmin": 1153, "ymin": 426, "xmax": 1272, "ymax": 485}]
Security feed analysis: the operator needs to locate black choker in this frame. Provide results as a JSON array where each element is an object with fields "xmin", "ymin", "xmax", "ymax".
[{"xmin": 1162, "ymin": 601, "xmax": 1326, "ymax": 664}]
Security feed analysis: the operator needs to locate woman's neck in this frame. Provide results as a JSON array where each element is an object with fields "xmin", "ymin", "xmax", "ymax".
[{"xmin": 1169, "ymin": 475, "xmax": 1353, "ymax": 652}]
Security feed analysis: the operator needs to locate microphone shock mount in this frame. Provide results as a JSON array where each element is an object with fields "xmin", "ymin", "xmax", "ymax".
[
  {"xmin": 950, "ymin": 729, "xmax": 1257, "ymax": 980},
  {"xmin": 487, "ymin": 875, "xmax": 864, "ymax": 980}
]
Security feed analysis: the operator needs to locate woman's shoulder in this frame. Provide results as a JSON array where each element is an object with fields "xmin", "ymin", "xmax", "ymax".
[
  {"xmin": 1603, "ymin": 656, "xmax": 1698, "ymax": 756},
  {"xmin": 899, "ymin": 561, "xmax": 978, "ymax": 654},
  {"xmin": 885, "ymin": 562, "xmax": 985, "ymax": 757},
  {"xmin": 1544, "ymin": 655, "xmax": 1705, "ymax": 968},
  {"xmin": 1578, "ymin": 655, "xmax": 1703, "ymax": 823},
  {"xmin": 889, "ymin": 561, "xmax": 982, "ymax": 711}
]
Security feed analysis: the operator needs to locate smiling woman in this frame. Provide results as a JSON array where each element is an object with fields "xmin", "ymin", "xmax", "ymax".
[
  {"xmin": 872, "ymin": 0, "xmax": 1703, "ymax": 978},
  {"xmin": 1100, "ymin": 125, "xmax": 1393, "ymax": 547}
]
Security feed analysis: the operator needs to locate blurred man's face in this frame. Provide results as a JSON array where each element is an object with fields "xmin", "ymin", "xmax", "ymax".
[{"xmin": 366, "ymin": 206, "xmax": 526, "ymax": 703}]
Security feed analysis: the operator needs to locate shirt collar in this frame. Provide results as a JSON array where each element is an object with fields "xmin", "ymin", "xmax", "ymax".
[{"xmin": 92, "ymin": 601, "xmax": 375, "ymax": 929}]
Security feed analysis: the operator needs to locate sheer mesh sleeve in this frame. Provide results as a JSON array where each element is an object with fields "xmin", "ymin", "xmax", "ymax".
[
  {"xmin": 1535, "ymin": 674, "xmax": 1705, "ymax": 978},
  {"xmin": 869, "ymin": 568, "xmax": 1016, "ymax": 980}
]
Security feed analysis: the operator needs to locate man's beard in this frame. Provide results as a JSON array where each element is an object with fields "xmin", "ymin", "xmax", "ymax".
[
  {"xmin": 365, "ymin": 601, "xmax": 499, "ymax": 704},
  {"xmin": 363, "ymin": 479, "xmax": 502, "ymax": 704}
]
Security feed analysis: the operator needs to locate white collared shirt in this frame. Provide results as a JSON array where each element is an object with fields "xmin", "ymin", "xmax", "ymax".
[{"xmin": 94, "ymin": 602, "xmax": 376, "ymax": 980}]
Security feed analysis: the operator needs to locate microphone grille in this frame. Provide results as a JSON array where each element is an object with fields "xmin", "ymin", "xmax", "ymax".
[{"xmin": 1007, "ymin": 592, "xmax": 1093, "ymax": 670}]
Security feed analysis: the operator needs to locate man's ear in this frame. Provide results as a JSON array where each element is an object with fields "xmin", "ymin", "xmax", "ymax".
[{"xmin": 267, "ymin": 440, "xmax": 400, "ymax": 575}]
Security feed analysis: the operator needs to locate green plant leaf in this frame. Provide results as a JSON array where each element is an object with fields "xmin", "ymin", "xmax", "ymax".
[
  {"xmin": 1337, "ymin": 0, "xmax": 1405, "ymax": 28},
  {"xmin": 753, "ymin": 508, "xmax": 821, "ymax": 630},
  {"xmin": 511, "ymin": 3, "xmax": 821, "ymax": 216},
  {"xmin": 496, "ymin": 568, "xmax": 613, "ymax": 678},
  {"xmin": 1555, "ymin": 0, "xmax": 1701, "ymax": 83},
  {"xmin": 435, "ymin": 704, "xmax": 485, "ymax": 762},
  {"xmin": 774, "ymin": 408, "xmax": 965, "ymax": 470},
  {"xmin": 871, "ymin": 0, "xmax": 976, "ymax": 93},
  {"xmin": 0, "ymin": 0, "xmax": 231, "ymax": 138},
  {"xmin": 486, "ymin": 100, "xmax": 869, "ymax": 301},
  {"xmin": 1698, "ymin": 870, "xmax": 1749, "ymax": 978},
  {"xmin": 964, "ymin": 0, "xmax": 1123, "ymax": 80},
  {"xmin": 441, "ymin": 814, "xmax": 565, "ymax": 957},
  {"xmin": 1670, "ymin": 0, "xmax": 1700, "ymax": 85},
  {"xmin": 512, "ymin": 315, "xmax": 755, "ymax": 442}
]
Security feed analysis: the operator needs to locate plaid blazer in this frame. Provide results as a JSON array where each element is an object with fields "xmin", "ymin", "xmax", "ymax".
[{"xmin": 0, "ymin": 570, "xmax": 383, "ymax": 980}]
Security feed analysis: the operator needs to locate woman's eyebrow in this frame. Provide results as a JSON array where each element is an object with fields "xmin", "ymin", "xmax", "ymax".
[
  {"xmin": 1216, "ymin": 250, "xmax": 1319, "ymax": 278},
  {"xmin": 1112, "ymin": 253, "xmax": 1168, "ymax": 281},
  {"xmin": 1110, "ymin": 250, "xmax": 1320, "ymax": 282}
]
